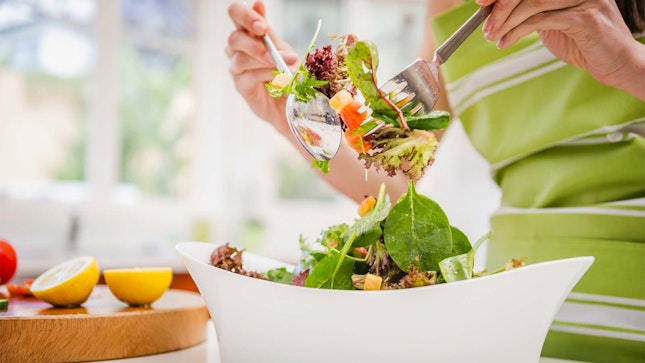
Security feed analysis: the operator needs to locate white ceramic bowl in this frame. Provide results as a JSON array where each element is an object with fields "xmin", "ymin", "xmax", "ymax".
[{"xmin": 177, "ymin": 241, "xmax": 593, "ymax": 363}]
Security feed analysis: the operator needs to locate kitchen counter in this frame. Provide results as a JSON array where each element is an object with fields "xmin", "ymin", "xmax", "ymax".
[{"xmin": 103, "ymin": 321, "xmax": 585, "ymax": 363}]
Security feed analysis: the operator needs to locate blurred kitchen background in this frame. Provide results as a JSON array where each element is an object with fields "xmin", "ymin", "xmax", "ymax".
[{"xmin": 0, "ymin": 0, "xmax": 499, "ymax": 280}]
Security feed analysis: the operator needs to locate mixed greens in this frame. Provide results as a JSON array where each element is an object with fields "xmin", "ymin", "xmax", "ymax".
[
  {"xmin": 266, "ymin": 27, "xmax": 449, "ymax": 180},
  {"xmin": 210, "ymin": 183, "xmax": 525, "ymax": 290}
]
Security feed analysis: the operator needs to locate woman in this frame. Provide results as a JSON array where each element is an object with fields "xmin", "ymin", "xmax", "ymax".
[{"xmin": 226, "ymin": 0, "xmax": 645, "ymax": 361}]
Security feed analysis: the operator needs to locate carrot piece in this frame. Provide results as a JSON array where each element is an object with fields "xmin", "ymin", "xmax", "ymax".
[
  {"xmin": 340, "ymin": 101, "xmax": 367, "ymax": 130},
  {"xmin": 344, "ymin": 129, "xmax": 371, "ymax": 153}
]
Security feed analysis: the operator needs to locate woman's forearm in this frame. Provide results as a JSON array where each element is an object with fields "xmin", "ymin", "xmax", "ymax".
[{"xmin": 276, "ymin": 120, "xmax": 409, "ymax": 203}]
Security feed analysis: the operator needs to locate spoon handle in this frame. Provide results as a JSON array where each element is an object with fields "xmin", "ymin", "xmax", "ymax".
[{"xmin": 262, "ymin": 35, "xmax": 293, "ymax": 76}]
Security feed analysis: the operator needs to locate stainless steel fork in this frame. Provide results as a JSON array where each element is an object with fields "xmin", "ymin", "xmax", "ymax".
[{"xmin": 380, "ymin": 5, "xmax": 493, "ymax": 117}]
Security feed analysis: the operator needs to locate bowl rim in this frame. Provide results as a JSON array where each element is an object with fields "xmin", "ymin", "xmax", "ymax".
[{"xmin": 176, "ymin": 241, "xmax": 594, "ymax": 296}]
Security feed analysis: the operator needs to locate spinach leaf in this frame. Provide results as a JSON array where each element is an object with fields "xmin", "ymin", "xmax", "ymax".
[
  {"xmin": 439, "ymin": 233, "xmax": 489, "ymax": 282},
  {"xmin": 406, "ymin": 110, "xmax": 450, "ymax": 131},
  {"xmin": 266, "ymin": 267, "xmax": 296, "ymax": 285},
  {"xmin": 450, "ymin": 226, "xmax": 472, "ymax": 255},
  {"xmin": 304, "ymin": 252, "xmax": 355, "ymax": 290},
  {"xmin": 383, "ymin": 181, "xmax": 452, "ymax": 272},
  {"xmin": 343, "ymin": 184, "xmax": 390, "ymax": 247}
]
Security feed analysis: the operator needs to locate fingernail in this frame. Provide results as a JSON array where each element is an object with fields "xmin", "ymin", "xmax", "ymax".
[
  {"xmin": 475, "ymin": 0, "xmax": 486, "ymax": 5},
  {"xmin": 497, "ymin": 37, "xmax": 506, "ymax": 49},
  {"xmin": 483, "ymin": 16, "xmax": 494, "ymax": 34},
  {"xmin": 251, "ymin": 20, "xmax": 266, "ymax": 35}
]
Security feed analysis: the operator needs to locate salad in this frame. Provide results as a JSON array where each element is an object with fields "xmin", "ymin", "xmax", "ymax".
[
  {"xmin": 211, "ymin": 182, "xmax": 525, "ymax": 290},
  {"xmin": 266, "ymin": 25, "xmax": 450, "ymax": 180}
]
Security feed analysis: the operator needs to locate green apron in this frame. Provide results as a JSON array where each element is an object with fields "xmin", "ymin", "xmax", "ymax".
[{"xmin": 431, "ymin": 3, "xmax": 645, "ymax": 362}]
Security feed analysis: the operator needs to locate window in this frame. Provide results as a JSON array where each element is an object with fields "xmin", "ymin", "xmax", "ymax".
[
  {"xmin": 119, "ymin": 0, "xmax": 195, "ymax": 198},
  {"xmin": 0, "ymin": 0, "xmax": 212, "ymax": 268},
  {"xmin": 0, "ymin": 0, "xmax": 94, "ymax": 190}
]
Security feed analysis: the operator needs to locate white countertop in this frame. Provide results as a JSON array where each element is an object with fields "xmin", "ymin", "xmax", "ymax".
[{"xmin": 102, "ymin": 321, "xmax": 584, "ymax": 363}]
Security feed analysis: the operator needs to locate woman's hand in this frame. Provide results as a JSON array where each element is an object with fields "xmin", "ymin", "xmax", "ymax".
[
  {"xmin": 476, "ymin": 0, "xmax": 645, "ymax": 100},
  {"xmin": 226, "ymin": 1, "xmax": 300, "ymax": 132}
]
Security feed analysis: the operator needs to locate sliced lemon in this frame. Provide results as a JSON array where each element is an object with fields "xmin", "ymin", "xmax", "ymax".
[
  {"xmin": 30, "ymin": 256, "xmax": 100, "ymax": 307},
  {"xmin": 104, "ymin": 268, "xmax": 173, "ymax": 307}
]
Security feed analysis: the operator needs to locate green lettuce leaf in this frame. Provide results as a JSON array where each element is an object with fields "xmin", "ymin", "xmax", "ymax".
[
  {"xmin": 439, "ymin": 233, "xmax": 489, "ymax": 283},
  {"xmin": 383, "ymin": 181, "xmax": 453, "ymax": 272}
]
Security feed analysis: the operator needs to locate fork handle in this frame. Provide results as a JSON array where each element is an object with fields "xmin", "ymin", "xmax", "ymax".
[{"xmin": 434, "ymin": 5, "xmax": 492, "ymax": 65}]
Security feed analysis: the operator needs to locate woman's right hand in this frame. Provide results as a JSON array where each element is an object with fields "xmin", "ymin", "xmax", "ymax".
[
  {"xmin": 477, "ymin": 0, "xmax": 645, "ymax": 100},
  {"xmin": 226, "ymin": 1, "xmax": 299, "ymax": 133}
]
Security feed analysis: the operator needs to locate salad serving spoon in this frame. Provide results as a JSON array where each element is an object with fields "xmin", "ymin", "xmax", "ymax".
[{"xmin": 261, "ymin": 34, "xmax": 342, "ymax": 162}]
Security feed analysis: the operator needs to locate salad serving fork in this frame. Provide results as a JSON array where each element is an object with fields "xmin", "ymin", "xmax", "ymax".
[{"xmin": 380, "ymin": 5, "xmax": 493, "ymax": 119}]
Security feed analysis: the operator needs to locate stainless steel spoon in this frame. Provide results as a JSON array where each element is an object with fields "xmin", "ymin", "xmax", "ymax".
[{"xmin": 262, "ymin": 34, "xmax": 342, "ymax": 161}]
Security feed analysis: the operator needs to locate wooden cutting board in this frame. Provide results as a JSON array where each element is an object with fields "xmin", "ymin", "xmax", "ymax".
[{"xmin": 0, "ymin": 285, "xmax": 210, "ymax": 363}]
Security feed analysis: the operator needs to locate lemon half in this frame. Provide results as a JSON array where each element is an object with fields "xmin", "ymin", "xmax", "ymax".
[
  {"xmin": 104, "ymin": 268, "xmax": 173, "ymax": 307},
  {"xmin": 30, "ymin": 256, "xmax": 100, "ymax": 307}
]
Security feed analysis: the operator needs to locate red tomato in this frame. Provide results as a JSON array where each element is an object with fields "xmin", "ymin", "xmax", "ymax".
[
  {"xmin": 340, "ymin": 101, "xmax": 367, "ymax": 130},
  {"xmin": 0, "ymin": 240, "xmax": 17, "ymax": 285}
]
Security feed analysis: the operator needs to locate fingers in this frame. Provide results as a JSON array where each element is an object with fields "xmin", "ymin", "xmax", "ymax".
[
  {"xmin": 476, "ymin": 0, "xmax": 606, "ymax": 48},
  {"xmin": 496, "ymin": 3, "xmax": 616, "ymax": 49},
  {"xmin": 477, "ymin": 0, "xmax": 522, "ymax": 38},
  {"xmin": 490, "ymin": 0, "xmax": 585, "ymax": 42},
  {"xmin": 229, "ymin": 48, "xmax": 298, "ymax": 76},
  {"xmin": 229, "ymin": 52, "xmax": 265, "ymax": 77},
  {"xmin": 227, "ymin": 1, "xmax": 298, "ymax": 74},
  {"xmin": 227, "ymin": 29, "xmax": 298, "ymax": 73},
  {"xmin": 495, "ymin": 11, "xmax": 563, "ymax": 49},
  {"xmin": 232, "ymin": 68, "xmax": 276, "ymax": 96},
  {"xmin": 228, "ymin": 1, "xmax": 268, "ymax": 36},
  {"xmin": 228, "ymin": 29, "xmax": 272, "ymax": 64}
]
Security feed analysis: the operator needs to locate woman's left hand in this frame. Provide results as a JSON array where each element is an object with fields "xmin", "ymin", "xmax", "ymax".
[{"xmin": 476, "ymin": 0, "xmax": 645, "ymax": 100}]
